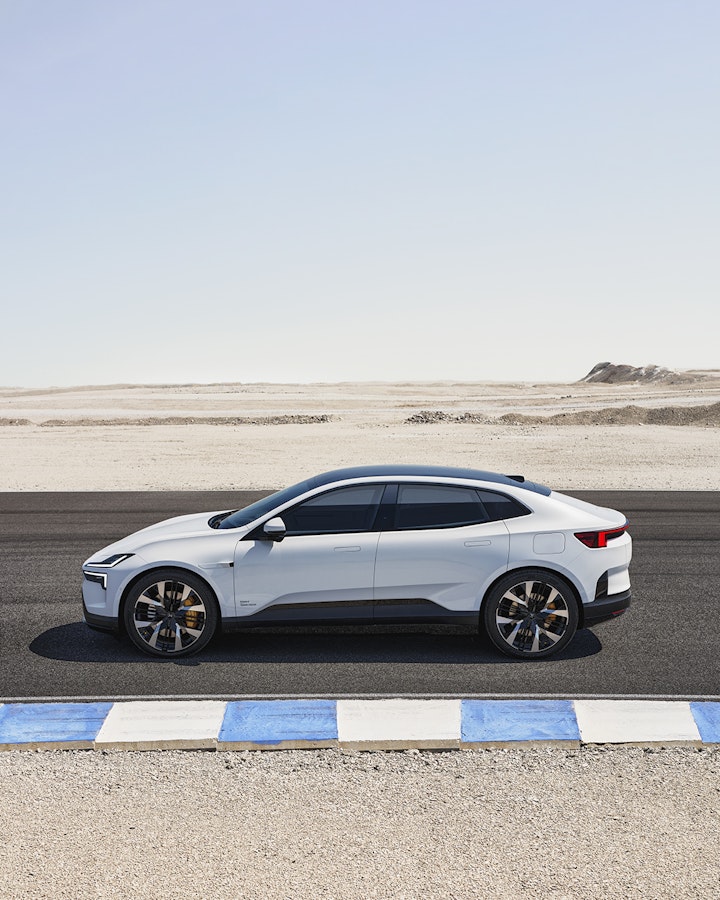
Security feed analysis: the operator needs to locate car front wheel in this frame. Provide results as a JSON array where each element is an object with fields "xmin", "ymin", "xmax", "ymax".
[
  {"xmin": 123, "ymin": 569, "xmax": 218, "ymax": 658},
  {"xmin": 483, "ymin": 570, "xmax": 579, "ymax": 659}
]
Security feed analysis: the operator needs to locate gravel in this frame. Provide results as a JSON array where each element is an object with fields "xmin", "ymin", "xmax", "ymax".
[{"xmin": 1, "ymin": 747, "xmax": 719, "ymax": 899}]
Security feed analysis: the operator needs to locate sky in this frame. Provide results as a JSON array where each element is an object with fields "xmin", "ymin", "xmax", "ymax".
[{"xmin": 1, "ymin": 0, "xmax": 718, "ymax": 386}]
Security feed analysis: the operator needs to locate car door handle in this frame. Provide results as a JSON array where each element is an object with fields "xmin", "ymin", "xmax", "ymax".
[
  {"xmin": 334, "ymin": 546, "xmax": 361, "ymax": 552},
  {"xmin": 464, "ymin": 540, "xmax": 492, "ymax": 547}
]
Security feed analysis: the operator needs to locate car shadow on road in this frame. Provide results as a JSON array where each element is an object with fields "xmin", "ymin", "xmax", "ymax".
[{"xmin": 30, "ymin": 622, "xmax": 603, "ymax": 665}]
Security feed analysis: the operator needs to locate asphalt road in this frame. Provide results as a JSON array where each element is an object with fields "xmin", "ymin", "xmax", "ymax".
[{"xmin": 1, "ymin": 491, "xmax": 718, "ymax": 700}]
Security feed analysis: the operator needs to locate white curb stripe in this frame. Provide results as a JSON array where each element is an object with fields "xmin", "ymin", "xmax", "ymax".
[
  {"xmin": 574, "ymin": 700, "xmax": 702, "ymax": 744},
  {"xmin": 337, "ymin": 699, "xmax": 461, "ymax": 748},
  {"xmin": 0, "ymin": 699, "xmax": 717, "ymax": 750},
  {"xmin": 95, "ymin": 700, "xmax": 227, "ymax": 750}
]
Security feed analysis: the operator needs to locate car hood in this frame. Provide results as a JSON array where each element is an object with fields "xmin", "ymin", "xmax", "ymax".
[{"xmin": 83, "ymin": 511, "xmax": 242, "ymax": 563}]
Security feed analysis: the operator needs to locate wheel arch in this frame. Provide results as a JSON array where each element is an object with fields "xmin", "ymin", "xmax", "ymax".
[
  {"xmin": 118, "ymin": 565, "xmax": 223, "ymax": 636},
  {"xmin": 480, "ymin": 564, "xmax": 585, "ymax": 627}
]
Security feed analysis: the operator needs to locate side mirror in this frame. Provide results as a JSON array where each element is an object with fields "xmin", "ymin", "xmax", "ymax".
[{"xmin": 263, "ymin": 517, "xmax": 287, "ymax": 542}]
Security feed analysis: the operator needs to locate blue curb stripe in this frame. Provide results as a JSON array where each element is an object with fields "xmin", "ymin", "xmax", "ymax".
[
  {"xmin": 0, "ymin": 702, "xmax": 113, "ymax": 744},
  {"xmin": 0, "ymin": 700, "xmax": 717, "ymax": 748},
  {"xmin": 461, "ymin": 699, "xmax": 580, "ymax": 743},
  {"xmin": 690, "ymin": 702, "xmax": 720, "ymax": 744},
  {"xmin": 219, "ymin": 700, "xmax": 338, "ymax": 745}
]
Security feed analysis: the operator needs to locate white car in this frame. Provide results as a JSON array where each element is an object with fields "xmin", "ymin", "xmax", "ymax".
[{"xmin": 82, "ymin": 466, "xmax": 631, "ymax": 660}]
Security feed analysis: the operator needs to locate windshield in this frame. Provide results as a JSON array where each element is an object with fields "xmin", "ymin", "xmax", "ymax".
[{"xmin": 217, "ymin": 478, "xmax": 314, "ymax": 529}]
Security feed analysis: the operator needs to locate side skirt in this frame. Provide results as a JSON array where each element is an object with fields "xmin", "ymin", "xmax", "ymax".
[{"xmin": 223, "ymin": 598, "xmax": 478, "ymax": 631}]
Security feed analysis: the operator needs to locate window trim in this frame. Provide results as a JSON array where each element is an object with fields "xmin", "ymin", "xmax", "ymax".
[{"xmin": 242, "ymin": 479, "xmax": 534, "ymax": 540}]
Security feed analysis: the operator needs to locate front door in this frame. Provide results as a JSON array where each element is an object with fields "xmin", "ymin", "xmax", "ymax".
[{"xmin": 233, "ymin": 483, "xmax": 384, "ymax": 622}]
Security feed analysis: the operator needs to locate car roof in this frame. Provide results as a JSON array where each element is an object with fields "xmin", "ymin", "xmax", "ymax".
[{"xmin": 305, "ymin": 465, "xmax": 551, "ymax": 496}]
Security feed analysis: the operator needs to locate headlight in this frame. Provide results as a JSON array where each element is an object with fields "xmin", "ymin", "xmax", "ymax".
[{"xmin": 87, "ymin": 553, "xmax": 135, "ymax": 568}]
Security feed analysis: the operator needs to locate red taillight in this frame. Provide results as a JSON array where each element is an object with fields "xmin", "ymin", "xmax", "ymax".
[{"xmin": 574, "ymin": 522, "xmax": 628, "ymax": 548}]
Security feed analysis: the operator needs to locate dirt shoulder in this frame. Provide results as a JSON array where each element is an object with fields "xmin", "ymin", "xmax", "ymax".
[{"xmin": 0, "ymin": 747, "xmax": 718, "ymax": 899}]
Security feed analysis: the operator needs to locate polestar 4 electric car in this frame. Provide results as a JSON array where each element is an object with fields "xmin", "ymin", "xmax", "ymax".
[{"xmin": 81, "ymin": 465, "xmax": 631, "ymax": 660}]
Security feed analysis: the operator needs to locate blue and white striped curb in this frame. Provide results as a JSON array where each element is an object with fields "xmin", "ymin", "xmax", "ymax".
[{"xmin": 0, "ymin": 699, "xmax": 718, "ymax": 751}]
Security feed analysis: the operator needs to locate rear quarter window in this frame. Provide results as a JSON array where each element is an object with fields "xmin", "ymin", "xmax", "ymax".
[{"xmin": 477, "ymin": 490, "xmax": 530, "ymax": 522}]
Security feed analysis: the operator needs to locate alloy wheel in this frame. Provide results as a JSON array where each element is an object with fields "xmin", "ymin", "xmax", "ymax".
[
  {"xmin": 494, "ymin": 579, "xmax": 571, "ymax": 655},
  {"xmin": 130, "ymin": 578, "xmax": 208, "ymax": 655}
]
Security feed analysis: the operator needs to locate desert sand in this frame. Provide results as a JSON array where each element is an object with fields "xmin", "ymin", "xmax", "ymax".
[{"xmin": 1, "ymin": 377, "xmax": 719, "ymax": 490}]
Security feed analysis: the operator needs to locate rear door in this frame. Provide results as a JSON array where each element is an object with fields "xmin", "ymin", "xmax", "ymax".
[{"xmin": 373, "ymin": 483, "xmax": 510, "ymax": 620}]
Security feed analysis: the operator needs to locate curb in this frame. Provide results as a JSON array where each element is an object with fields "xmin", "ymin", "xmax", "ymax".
[{"xmin": 0, "ymin": 699, "xmax": 718, "ymax": 751}]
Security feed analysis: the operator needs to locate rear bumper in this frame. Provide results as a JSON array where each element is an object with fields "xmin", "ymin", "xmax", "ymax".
[{"xmin": 582, "ymin": 589, "xmax": 631, "ymax": 626}]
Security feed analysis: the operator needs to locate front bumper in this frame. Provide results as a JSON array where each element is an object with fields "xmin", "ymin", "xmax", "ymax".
[
  {"xmin": 82, "ymin": 598, "xmax": 120, "ymax": 634},
  {"xmin": 582, "ymin": 589, "xmax": 631, "ymax": 626}
]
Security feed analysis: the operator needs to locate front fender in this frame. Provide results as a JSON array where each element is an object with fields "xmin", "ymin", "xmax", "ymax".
[{"xmin": 110, "ymin": 559, "xmax": 235, "ymax": 622}]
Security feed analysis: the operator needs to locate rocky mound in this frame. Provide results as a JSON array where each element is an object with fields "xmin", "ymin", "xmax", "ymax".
[
  {"xmin": 579, "ymin": 362, "xmax": 696, "ymax": 384},
  {"xmin": 499, "ymin": 401, "xmax": 720, "ymax": 426},
  {"xmin": 407, "ymin": 403, "xmax": 720, "ymax": 426},
  {"xmin": 405, "ymin": 410, "xmax": 489, "ymax": 424}
]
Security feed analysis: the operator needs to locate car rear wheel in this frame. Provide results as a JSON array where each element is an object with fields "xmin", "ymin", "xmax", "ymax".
[
  {"xmin": 483, "ymin": 569, "xmax": 579, "ymax": 659},
  {"xmin": 123, "ymin": 570, "xmax": 218, "ymax": 658}
]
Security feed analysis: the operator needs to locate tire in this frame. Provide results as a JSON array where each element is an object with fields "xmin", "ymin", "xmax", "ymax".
[
  {"xmin": 483, "ymin": 569, "xmax": 579, "ymax": 660},
  {"xmin": 123, "ymin": 569, "xmax": 218, "ymax": 658}
]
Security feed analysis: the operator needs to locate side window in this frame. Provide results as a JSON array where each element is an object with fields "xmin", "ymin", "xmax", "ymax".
[
  {"xmin": 394, "ymin": 484, "xmax": 488, "ymax": 530},
  {"xmin": 477, "ymin": 490, "xmax": 530, "ymax": 522},
  {"xmin": 282, "ymin": 484, "xmax": 385, "ymax": 536}
]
